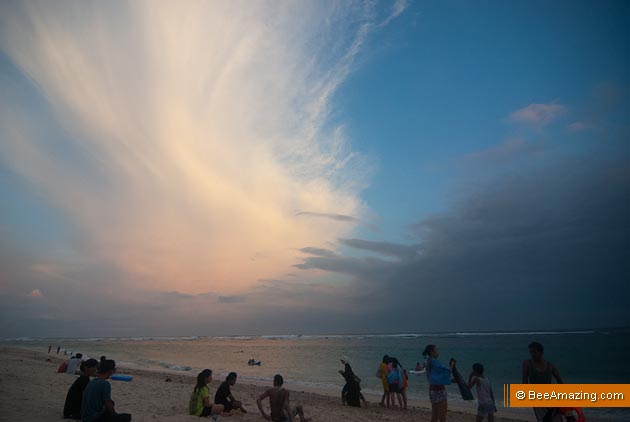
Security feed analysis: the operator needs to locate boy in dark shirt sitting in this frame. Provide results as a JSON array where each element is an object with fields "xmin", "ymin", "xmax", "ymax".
[
  {"xmin": 63, "ymin": 358, "xmax": 99, "ymax": 419},
  {"xmin": 214, "ymin": 372, "xmax": 247, "ymax": 413}
]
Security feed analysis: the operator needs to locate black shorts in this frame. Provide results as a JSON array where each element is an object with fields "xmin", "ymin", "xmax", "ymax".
[{"xmin": 388, "ymin": 384, "xmax": 400, "ymax": 393}]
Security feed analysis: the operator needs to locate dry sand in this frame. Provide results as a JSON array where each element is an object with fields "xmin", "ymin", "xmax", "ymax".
[{"xmin": 0, "ymin": 347, "xmax": 530, "ymax": 422}]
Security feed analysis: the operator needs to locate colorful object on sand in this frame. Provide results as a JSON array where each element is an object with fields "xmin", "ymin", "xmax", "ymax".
[{"xmin": 111, "ymin": 374, "xmax": 133, "ymax": 382}]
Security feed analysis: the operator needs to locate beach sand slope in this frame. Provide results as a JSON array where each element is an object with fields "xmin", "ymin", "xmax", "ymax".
[{"xmin": 0, "ymin": 347, "xmax": 528, "ymax": 422}]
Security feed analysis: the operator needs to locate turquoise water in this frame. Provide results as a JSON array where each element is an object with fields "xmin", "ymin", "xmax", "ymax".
[{"xmin": 4, "ymin": 328, "xmax": 629, "ymax": 421}]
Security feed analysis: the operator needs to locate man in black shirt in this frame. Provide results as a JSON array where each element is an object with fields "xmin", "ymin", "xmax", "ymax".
[
  {"xmin": 63, "ymin": 358, "xmax": 99, "ymax": 419},
  {"xmin": 214, "ymin": 372, "xmax": 247, "ymax": 414}
]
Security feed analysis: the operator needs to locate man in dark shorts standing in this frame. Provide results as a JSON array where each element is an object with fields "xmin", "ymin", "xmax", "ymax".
[
  {"xmin": 256, "ymin": 374, "xmax": 308, "ymax": 422},
  {"xmin": 214, "ymin": 372, "xmax": 247, "ymax": 414}
]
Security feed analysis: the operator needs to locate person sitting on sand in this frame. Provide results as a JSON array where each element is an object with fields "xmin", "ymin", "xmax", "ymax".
[
  {"xmin": 256, "ymin": 374, "xmax": 308, "ymax": 422},
  {"xmin": 66, "ymin": 353, "xmax": 83, "ymax": 374},
  {"xmin": 63, "ymin": 358, "xmax": 98, "ymax": 419},
  {"xmin": 189, "ymin": 369, "xmax": 224, "ymax": 418},
  {"xmin": 81, "ymin": 359, "xmax": 131, "ymax": 422},
  {"xmin": 468, "ymin": 363, "xmax": 497, "ymax": 422},
  {"xmin": 214, "ymin": 372, "xmax": 247, "ymax": 414}
]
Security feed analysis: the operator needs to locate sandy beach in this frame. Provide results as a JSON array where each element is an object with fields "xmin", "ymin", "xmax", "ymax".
[{"xmin": 0, "ymin": 347, "xmax": 533, "ymax": 422}]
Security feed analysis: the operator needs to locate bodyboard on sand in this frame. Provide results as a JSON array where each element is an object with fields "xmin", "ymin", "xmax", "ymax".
[
  {"xmin": 408, "ymin": 369, "xmax": 426, "ymax": 375},
  {"xmin": 111, "ymin": 374, "xmax": 133, "ymax": 382},
  {"xmin": 451, "ymin": 365, "xmax": 474, "ymax": 400}
]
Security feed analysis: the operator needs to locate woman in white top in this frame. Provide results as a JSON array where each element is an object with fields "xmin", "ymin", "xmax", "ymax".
[{"xmin": 467, "ymin": 363, "xmax": 497, "ymax": 422}]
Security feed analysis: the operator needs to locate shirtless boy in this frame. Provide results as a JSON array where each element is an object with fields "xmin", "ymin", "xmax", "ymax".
[{"xmin": 256, "ymin": 374, "xmax": 308, "ymax": 422}]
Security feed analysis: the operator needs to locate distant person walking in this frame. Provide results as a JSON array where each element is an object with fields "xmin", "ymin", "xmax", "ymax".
[
  {"xmin": 467, "ymin": 363, "xmax": 497, "ymax": 422},
  {"xmin": 423, "ymin": 344, "xmax": 453, "ymax": 422},
  {"xmin": 57, "ymin": 345, "xmax": 61, "ymax": 354},
  {"xmin": 522, "ymin": 342, "xmax": 563, "ymax": 422},
  {"xmin": 48, "ymin": 344, "xmax": 52, "ymax": 354}
]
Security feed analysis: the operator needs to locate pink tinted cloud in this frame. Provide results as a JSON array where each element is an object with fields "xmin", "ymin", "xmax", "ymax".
[
  {"xmin": 508, "ymin": 103, "xmax": 566, "ymax": 127},
  {"xmin": 29, "ymin": 289, "xmax": 43, "ymax": 298},
  {"xmin": 567, "ymin": 121, "xmax": 592, "ymax": 132}
]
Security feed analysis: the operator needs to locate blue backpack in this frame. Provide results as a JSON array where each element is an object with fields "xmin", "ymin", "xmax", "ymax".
[{"xmin": 386, "ymin": 368, "xmax": 400, "ymax": 384}]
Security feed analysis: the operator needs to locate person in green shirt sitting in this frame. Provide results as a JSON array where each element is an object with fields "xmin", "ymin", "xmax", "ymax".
[{"xmin": 189, "ymin": 369, "xmax": 224, "ymax": 417}]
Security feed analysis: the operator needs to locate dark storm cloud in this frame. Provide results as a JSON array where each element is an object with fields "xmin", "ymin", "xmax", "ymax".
[
  {"xmin": 298, "ymin": 247, "xmax": 337, "ymax": 257},
  {"xmin": 298, "ymin": 155, "xmax": 630, "ymax": 331},
  {"xmin": 338, "ymin": 238, "xmax": 419, "ymax": 259}
]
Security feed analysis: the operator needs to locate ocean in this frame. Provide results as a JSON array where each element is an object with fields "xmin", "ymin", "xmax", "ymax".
[{"xmin": 3, "ymin": 328, "xmax": 629, "ymax": 421}]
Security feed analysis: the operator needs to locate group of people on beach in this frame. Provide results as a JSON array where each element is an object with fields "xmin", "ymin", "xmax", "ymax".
[
  {"xmin": 190, "ymin": 369, "xmax": 308, "ymax": 421},
  {"xmin": 375, "ymin": 354, "xmax": 409, "ymax": 410},
  {"xmin": 419, "ymin": 341, "xmax": 567, "ymax": 422},
  {"xmin": 62, "ymin": 356, "xmax": 132, "ymax": 422},
  {"xmin": 57, "ymin": 340, "xmax": 571, "ymax": 422}
]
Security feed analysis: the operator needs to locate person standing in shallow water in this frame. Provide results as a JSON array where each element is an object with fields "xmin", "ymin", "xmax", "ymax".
[
  {"xmin": 522, "ymin": 342, "xmax": 563, "ymax": 422},
  {"xmin": 423, "ymin": 344, "xmax": 453, "ymax": 422}
]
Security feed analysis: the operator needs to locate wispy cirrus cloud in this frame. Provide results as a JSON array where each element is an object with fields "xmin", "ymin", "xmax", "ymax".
[
  {"xmin": 0, "ymin": 1, "xmax": 404, "ymax": 302},
  {"xmin": 567, "ymin": 121, "xmax": 592, "ymax": 132},
  {"xmin": 508, "ymin": 102, "xmax": 566, "ymax": 127}
]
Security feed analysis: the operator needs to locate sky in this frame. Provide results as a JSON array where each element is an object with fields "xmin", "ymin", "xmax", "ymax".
[{"xmin": 0, "ymin": 0, "xmax": 628, "ymax": 338}]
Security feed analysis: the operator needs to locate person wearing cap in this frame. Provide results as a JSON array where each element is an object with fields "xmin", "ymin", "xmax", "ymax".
[
  {"xmin": 63, "ymin": 358, "xmax": 99, "ymax": 419},
  {"xmin": 81, "ymin": 359, "xmax": 131, "ymax": 422}
]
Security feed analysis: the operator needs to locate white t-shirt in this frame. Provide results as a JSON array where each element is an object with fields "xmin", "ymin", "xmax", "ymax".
[
  {"xmin": 473, "ymin": 376, "xmax": 493, "ymax": 405},
  {"xmin": 65, "ymin": 358, "xmax": 81, "ymax": 374}
]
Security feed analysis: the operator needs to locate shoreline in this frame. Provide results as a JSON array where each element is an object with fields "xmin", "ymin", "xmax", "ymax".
[{"xmin": 0, "ymin": 346, "xmax": 533, "ymax": 422}]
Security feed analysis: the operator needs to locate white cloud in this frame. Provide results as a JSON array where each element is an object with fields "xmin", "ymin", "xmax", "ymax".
[
  {"xmin": 567, "ymin": 121, "xmax": 592, "ymax": 132},
  {"xmin": 0, "ymin": 1, "xmax": 401, "ymax": 295},
  {"xmin": 508, "ymin": 103, "xmax": 566, "ymax": 127}
]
